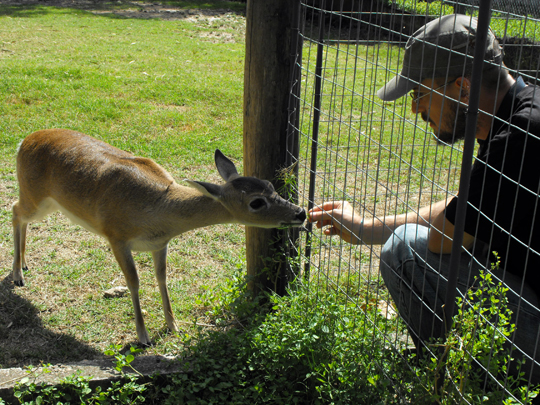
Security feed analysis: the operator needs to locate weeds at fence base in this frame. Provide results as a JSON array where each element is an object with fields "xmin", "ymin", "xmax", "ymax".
[
  {"xmin": 412, "ymin": 264, "xmax": 540, "ymax": 404},
  {"xmin": 9, "ymin": 266, "xmax": 539, "ymax": 404}
]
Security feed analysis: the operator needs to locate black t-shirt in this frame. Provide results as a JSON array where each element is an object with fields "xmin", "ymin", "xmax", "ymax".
[{"xmin": 445, "ymin": 77, "xmax": 540, "ymax": 293}]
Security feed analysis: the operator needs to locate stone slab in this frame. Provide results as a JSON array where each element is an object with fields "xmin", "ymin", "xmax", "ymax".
[{"xmin": 0, "ymin": 355, "xmax": 182, "ymax": 404}]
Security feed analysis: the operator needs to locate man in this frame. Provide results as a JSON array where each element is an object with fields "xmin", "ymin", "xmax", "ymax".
[{"xmin": 308, "ymin": 14, "xmax": 540, "ymax": 384}]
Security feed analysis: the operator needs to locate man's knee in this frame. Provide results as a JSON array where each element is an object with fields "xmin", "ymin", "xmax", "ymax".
[
  {"xmin": 381, "ymin": 224, "xmax": 409, "ymax": 259},
  {"xmin": 380, "ymin": 224, "xmax": 411, "ymax": 285},
  {"xmin": 380, "ymin": 224, "xmax": 429, "ymax": 280}
]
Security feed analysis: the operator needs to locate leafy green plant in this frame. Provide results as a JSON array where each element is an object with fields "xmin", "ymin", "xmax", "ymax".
[
  {"xmin": 275, "ymin": 161, "xmax": 300, "ymax": 202},
  {"xmin": 244, "ymin": 285, "xmax": 403, "ymax": 404},
  {"xmin": 12, "ymin": 345, "xmax": 149, "ymax": 404},
  {"xmin": 198, "ymin": 261, "xmax": 263, "ymax": 326},
  {"xmin": 8, "ymin": 265, "xmax": 539, "ymax": 404},
  {"xmin": 413, "ymin": 264, "xmax": 539, "ymax": 404},
  {"xmin": 13, "ymin": 367, "xmax": 93, "ymax": 405},
  {"xmin": 390, "ymin": 0, "xmax": 454, "ymax": 16},
  {"xmin": 147, "ymin": 282, "xmax": 402, "ymax": 404},
  {"xmin": 103, "ymin": 344, "xmax": 144, "ymax": 377},
  {"xmin": 95, "ymin": 344, "xmax": 148, "ymax": 404}
]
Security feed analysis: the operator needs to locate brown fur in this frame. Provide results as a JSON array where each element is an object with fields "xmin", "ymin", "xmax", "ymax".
[{"xmin": 12, "ymin": 129, "xmax": 306, "ymax": 344}]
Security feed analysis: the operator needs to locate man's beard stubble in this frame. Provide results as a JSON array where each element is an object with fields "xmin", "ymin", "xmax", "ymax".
[{"xmin": 425, "ymin": 99, "xmax": 468, "ymax": 145}]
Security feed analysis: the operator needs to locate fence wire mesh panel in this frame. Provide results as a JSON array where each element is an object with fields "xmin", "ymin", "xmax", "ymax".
[{"xmin": 285, "ymin": 0, "xmax": 540, "ymax": 402}]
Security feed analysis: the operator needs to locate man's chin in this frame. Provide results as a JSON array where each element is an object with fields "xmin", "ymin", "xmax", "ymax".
[
  {"xmin": 428, "ymin": 122, "xmax": 448, "ymax": 141},
  {"xmin": 432, "ymin": 131, "xmax": 460, "ymax": 146}
]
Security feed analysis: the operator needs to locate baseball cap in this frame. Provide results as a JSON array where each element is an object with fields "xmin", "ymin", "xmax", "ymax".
[{"xmin": 377, "ymin": 14, "xmax": 503, "ymax": 101}]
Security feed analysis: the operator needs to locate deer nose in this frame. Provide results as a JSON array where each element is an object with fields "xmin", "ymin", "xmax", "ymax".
[{"xmin": 296, "ymin": 208, "xmax": 307, "ymax": 222}]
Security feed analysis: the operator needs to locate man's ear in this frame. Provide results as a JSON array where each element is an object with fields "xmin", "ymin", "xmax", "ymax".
[{"xmin": 455, "ymin": 77, "xmax": 471, "ymax": 102}]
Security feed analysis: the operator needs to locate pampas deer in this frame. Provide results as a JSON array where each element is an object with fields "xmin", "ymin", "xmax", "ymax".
[{"xmin": 12, "ymin": 129, "xmax": 306, "ymax": 345}]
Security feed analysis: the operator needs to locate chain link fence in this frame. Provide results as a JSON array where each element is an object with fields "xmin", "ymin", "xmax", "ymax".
[{"xmin": 286, "ymin": 0, "xmax": 540, "ymax": 402}]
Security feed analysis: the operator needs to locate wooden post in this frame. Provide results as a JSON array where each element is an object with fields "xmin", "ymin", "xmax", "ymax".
[{"xmin": 243, "ymin": 0, "xmax": 300, "ymax": 296}]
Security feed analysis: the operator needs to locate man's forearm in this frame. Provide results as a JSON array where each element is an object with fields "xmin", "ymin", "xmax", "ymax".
[{"xmin": 357, "ymin": 199, "xmax": 449, "ymax": 245}]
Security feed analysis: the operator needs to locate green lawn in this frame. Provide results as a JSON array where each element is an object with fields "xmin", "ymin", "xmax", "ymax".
[
  {"xmin": 0, "ymin": 1, "xmax": 247, "ymax": 366},
  {"xmin": 0, "ymin": 0, "xmax": 460, "ymax": 368},
  {"xmin": 1, "ymin": 3, "xmax": 537, "ymax": 404}
]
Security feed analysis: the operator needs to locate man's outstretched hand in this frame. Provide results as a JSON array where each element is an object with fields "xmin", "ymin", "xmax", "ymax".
[{"xmin": 308, "ymin": 201, "xmax": 362, "ymax": 245}]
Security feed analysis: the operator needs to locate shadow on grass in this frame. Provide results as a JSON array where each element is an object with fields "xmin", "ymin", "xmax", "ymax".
[
  {"xmin": 0, "ymin": 273, "xmax": 105, "ymax": 368},
  {"xmin": 0, "ymin": 0, "xmax": 246, "ymax": 19}
]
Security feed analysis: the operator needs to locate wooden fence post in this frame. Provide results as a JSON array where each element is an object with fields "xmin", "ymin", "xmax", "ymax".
[{"xmin": 243, "ymin": 0, "xmax": 300, "ymax": 296}]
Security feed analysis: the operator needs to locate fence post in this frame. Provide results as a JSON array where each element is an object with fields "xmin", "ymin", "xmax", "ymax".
[{"xmin": 243, "ymin": 0, "xmax": 301, "ymax": 296}]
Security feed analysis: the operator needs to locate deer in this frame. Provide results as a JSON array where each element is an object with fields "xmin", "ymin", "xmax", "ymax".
[{"xmin": 12, "ymin": 129, "xmax": 306, "ymax": 345}]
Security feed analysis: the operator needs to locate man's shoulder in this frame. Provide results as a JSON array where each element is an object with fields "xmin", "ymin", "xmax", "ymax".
[
  {"xmin": 479, "ymin": 85, "xmax": 540, "ymax": 162},
  {"xmin": 515, "ymin": 83, "xmax": 540, "ymax": 111},
  {"xmin": 512, "ymin": 85, "xmax": 540, "ymax": 130},
  {"xmin": 497, "ymin": 84, "xmax": 540, "ymax": 136}
]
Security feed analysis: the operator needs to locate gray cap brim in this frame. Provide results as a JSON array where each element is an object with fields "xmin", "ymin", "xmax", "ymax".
[{"xmin": 377, "ymin": 74, "xmax": 418, "ymax": 101}]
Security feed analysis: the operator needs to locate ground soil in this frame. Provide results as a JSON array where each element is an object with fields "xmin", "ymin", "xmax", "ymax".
[{"xmin": 0, "ymin": 0, "xmax": 244, "ymax": 20}]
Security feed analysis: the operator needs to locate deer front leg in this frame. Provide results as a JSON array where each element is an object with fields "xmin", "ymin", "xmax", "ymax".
[
  {"xmin": 110, "ymin": 242, "xmax": 151, "ymax": 345},
  {"xmin": 152, "ymin": 246, "xmax": 178, "ymax": 334}
]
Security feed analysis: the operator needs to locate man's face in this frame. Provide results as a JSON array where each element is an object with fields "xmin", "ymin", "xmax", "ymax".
[{"xmin": 410, "ymin": 78, "xmax": 468, "ymax": 145}]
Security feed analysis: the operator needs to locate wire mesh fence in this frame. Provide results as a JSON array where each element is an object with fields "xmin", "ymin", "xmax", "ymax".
[{"xmin": 285, "ymin": 0, "xmax": 540, "ymax": 402}]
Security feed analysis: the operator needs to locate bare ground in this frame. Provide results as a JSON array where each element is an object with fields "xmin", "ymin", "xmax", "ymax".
[{"xmin": 0, "ymin": 0, "xmax": 244, "ymax": 21}]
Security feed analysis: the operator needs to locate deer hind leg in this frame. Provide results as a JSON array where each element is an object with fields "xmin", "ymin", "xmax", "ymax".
[
  {"xmin": 12, "ymin": 203, "xmax": 28, "ymax": 286},
  {"xmin": 152, "ymin": 247, "xmax": 178, "ymax": 334},
  {"xmin": 110, "ymin": 242, "xmax": 151, "ymax": 346},
  {"xmin": 12, "ymin": 198, "xmax": 56, "ymax": 287}
]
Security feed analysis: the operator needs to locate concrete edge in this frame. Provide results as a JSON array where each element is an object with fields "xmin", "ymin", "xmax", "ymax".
[{"xmin": 0, "ymin": 355, "xmax": 183, "ymax": 404}]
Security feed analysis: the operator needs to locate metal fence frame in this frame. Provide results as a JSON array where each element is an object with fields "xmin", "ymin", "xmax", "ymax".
[{"xmin": 285, "ymin": 0, "xmax": 540, "ymax": 401}]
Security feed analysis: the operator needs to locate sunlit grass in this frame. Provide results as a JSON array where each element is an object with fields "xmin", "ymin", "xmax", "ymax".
[{"xmin": 0, "ymin": 2, "xmax": 247, "ymax": 367}]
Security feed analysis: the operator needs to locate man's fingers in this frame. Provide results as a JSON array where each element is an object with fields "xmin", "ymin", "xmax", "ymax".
[
  {"xmin": 324, "ymin": 226, "xmax": 346, "ymax": 237},
  {"xmin": 309, "ymin": 210, "xmax": 343, "ymax": 225},
  {"xmin": 309, "ymin": 201, "xmax": 345, "ymax": 214},
  {"xmin": 318, "ymin": 201, "xmax": 344, "ymax": 210},
  {"xmin": 315, "ymin": 219, "xmax": 335, "ymax": 229}
]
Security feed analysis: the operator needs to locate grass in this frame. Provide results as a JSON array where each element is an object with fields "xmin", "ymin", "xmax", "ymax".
[
  {"xmin": 10, "ymin": 275, "xmax": 537, "ymax": 404},
  {"xmin": 0, "ymin": 1, "xmax": 247, "ymax": 367},
  {"xmin": 0, "ymin": 0, "xmax": 460, "ymax": 370},
  {"xmin": 0, "ymin": 6, "xmax": 245, "ymax": 161},
  {"xmin": 1, "ymin": 2, "xmax": 538, "ymax": 404},
  {"xmin": 389, "ymin": 0, "xmax": 540, "ymax": 40}
]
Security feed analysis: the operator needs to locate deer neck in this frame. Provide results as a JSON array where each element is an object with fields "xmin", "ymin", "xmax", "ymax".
[{"xmin": 166, "ymin": 183, "xmax": 235, "ymax": 233}]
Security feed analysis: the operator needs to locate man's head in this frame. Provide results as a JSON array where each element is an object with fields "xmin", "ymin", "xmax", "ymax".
[
  {"xmin": 415, "ymin": 77, "xmax": 470, "ymax": 145},
  {"xmin": 377, "ymin": 14, "xmax": 503, "ymax": 101}
]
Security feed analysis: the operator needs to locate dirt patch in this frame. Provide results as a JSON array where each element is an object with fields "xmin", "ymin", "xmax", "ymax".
[{"xmin": 0, "ymin": 0, "xmax": 245, "ymax": 21}]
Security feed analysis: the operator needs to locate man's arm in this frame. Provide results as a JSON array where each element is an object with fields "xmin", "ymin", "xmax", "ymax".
[
  {"xmin": 308, "ymin": 199, "xmax": 475, "ymax": 250},
  {"xmin": 428, "ymin": 204, "xmax": 475, "ymax": 253}
]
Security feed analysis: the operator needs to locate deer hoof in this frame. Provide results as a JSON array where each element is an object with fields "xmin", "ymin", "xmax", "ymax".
[
  {"xmin": 139, "ymin": 340, "xmax": 154, "ymax": 348},
  {"xmin": 14, "ymin": 279, "xmax": 25, "ymax": 287}
]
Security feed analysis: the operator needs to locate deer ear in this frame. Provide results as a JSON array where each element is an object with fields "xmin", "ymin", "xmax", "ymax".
[
  {"xmin": 185, "ymin": 180, "xmax": 222, "ymax": 200},
  {"xmin": 215, "ymin": 149, "xmax": 239, "ymax": 181}
]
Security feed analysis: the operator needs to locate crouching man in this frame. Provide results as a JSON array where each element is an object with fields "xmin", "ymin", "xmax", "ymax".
[{"xmin": 308, "ymin": 14, "xmax": 540, "ymax": 385}]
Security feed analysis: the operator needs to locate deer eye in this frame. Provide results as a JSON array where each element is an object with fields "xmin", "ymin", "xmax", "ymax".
[{"xmin": 249, "ymin": 198, "xmax": 268, "ymax": 211}]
